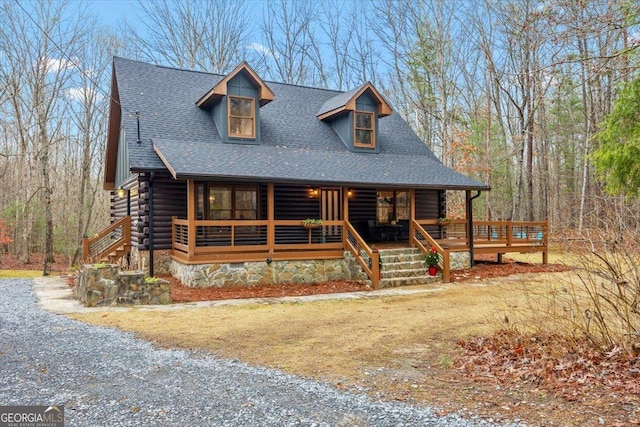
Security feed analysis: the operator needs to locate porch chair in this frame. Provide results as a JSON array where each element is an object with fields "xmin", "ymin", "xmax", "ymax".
[{"xmin": 367, "ymin": 220, "xmax": 387, "ymax": 242}]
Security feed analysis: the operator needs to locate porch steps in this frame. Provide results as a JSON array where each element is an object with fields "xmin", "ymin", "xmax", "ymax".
[
  {"xmin": 377, "ymin": 247, "xmax": 440, "ymax": 288},
  {"xmin": 105, "ymin": 244, "xmax": 131, "ymax": 266}
]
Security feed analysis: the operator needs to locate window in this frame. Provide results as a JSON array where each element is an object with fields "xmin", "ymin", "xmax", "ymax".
[
  {"xmin": 196, "ymin": 183, "xmax": 258, "ymax": 221},
  {"xmin": 209, "ymin": 187, "xmax": 232, "ymax": 219},
  {"xmin": 377, "ymin": 191, "xmax": 409, "ymax": 223},
  {"xmin": 228, "ymin": 96, "xmax": 255, "ymax": 138},
  {"xmin": 234, "ymin": 189, "xmax": 257, "ymax": 220},
  {"xmin": 354, "ymin": 111, "xmax": 374, "ymax": 147}
]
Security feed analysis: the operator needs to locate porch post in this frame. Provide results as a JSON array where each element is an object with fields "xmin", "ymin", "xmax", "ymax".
[
  {"xmin": 409, "ymin": 189, "xmax": 416, "ymax": 247},
  {"xmin": 342, "ymin": 187, "xmax": 349, "ymax": 222},
  {"xmin": 467, "ymin": 190, "xmax": 482, "ymax": 266},
  {"xmin": 187, "ymin": 179, "xmax": 196, "ymax": 258},
  {"xmin": 466, "ymin": 189, "xmax": 472, "ymax": 241},
  {"xmin": 267, "ymin": 183, "xmax": 275, "ymax": 254}
]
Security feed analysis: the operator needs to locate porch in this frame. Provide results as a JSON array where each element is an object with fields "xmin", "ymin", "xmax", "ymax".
[{"xmin": 170, "ymin": 216, "xmax": 548, "ymax": 287}]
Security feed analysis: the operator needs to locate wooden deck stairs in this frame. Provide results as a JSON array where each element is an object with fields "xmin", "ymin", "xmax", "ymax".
[
  {"xmin": 378, "ymin": 247, "xmax": 440, "ymax": 288},
  {"xmin": 82, "ymin": 216, "xmax": 132, "ymax": 266}
]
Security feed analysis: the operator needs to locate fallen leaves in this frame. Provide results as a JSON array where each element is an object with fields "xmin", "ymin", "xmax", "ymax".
[
  {"xmin": 458, "ymin": 330, "xmax": 640, "ymax": 423},
  {"xmin": 168, "ymin": 278, "xmax": 371, "ymax": 302}
]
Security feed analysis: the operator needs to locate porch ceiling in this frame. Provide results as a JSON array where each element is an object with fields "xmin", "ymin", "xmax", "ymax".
[{"xmin": 152, "ymin": 138, "xmax": 489, "ymax": 190}]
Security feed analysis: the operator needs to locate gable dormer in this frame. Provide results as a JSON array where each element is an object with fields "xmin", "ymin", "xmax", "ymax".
[
  {"xmin": 317, "ymin": 82, "xmax": 392, "ymax": 153},
  {"xmin": 196, "ymin": 62, "xmax": 274, "ymax": 145}
]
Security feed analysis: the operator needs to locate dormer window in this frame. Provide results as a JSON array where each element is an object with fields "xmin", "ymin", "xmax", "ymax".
[
  {"xmin": 196, "ymin": 61, "xmax": 274, "ymax": 144},
  {"xmin": 316, "ymin": 82, "xmax": 392, "ymax": 154},
  {"xmin": 354, "ymin": 111, "xmax": 374, "ymax": 147},
  {"xmin": 228, "ymin": 96, "xmax": 255, "ymax": 138}
]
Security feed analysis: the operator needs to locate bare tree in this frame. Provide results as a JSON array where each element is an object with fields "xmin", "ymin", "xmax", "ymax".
[
  {"xmin": 66, "ymin": 30, "xmax": 113, "ymax": 266},
  {"xmin": 127, "ymin": 0, "xmax": 251, "ymax": 73},
  {"xmin": 0, "ymin": 0, "xmax": 89, "ymax": 273},
  {"xmin": 259, "ymin": 0, "xmax": 321, "ymax": 85},
  {"xmin": 317, "ymin": 0, "xmax": 353, "ymax": 90}
]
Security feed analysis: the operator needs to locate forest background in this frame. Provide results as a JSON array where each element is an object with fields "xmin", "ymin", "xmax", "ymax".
[{"xmin": 0, "ymin": 0, "xmax": 639, "ymax": 272}]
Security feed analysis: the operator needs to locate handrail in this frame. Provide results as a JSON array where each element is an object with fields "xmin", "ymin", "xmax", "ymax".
[
  {"xmin": 473, "ymin": 220, "xmax": 548, "ymax": 245},
  {"xmin": 410, "ymin": 219, "xmax": 451, "ymax": 283},
  {"xmin": 343, "ymin": 220, "xmax": 380, "ymax": 289},
  {"xmin": 82, "ymin": 215, "xmax": 131, "ymax": 264}
]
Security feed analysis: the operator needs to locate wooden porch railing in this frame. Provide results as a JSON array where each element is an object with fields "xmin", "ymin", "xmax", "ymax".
[
  {"xmin": 82, "ymin": 215, "xmax": 131, "ymax": 264},
  {"xmin": 472, "ymin": 220, "xmax": 548, "ymax": 244},
  {"xmin": 411, "ymin": 219, "xmax": 451, "ymax": 283},
  {"xmin": 411, "ymin": 219, "xmax": 549, "ymax": 282},
  {"xmin": 344, "ymin": 221, "xmax": 380, "ymax": 289},
  {"xmin": 171, "ymin": 217, "xmax": 381, "ymax": 287},
  {"xmin": 171, "ymin": 217, "xmax": 345, "ymax": 262},
  {"xmin": 171, "ymin": 217, "xmax": 547, "ymax": 285}
]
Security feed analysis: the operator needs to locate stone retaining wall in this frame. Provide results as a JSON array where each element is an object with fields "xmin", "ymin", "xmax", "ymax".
[
  {"xmin": 76, "ymin": 264, "xmax": 171, "ymax": 307},
  {"xmin": 170, "ymin": 252, "xmax": 369, "ymax": 288},
  {"xmin": 129, "ymin": 248, "xmax": 172, "ymax": 276},
  {"xmin": 450, "ymin": 251, "xmax": 471, "ymax": 270}
]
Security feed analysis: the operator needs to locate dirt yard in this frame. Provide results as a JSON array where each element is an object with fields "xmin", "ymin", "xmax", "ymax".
[
  {"xmin": 9, "ymin": 253, "xmax": 640, "ymax": 425},
  {"xmin": 69, "ymin": 256, "xmax": 640, "ymax": 426}
]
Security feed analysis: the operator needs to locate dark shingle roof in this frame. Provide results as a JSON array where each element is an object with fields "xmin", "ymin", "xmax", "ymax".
[
  {"xmin": 316, "ymin": 87, "xmax": 360, "ymax": 117},
  {"xmin": 113, "ymin": 57, "xmax": 488, "ymax": 190}
]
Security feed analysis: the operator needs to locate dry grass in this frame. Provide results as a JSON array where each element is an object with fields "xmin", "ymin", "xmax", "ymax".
[
  {"xmin": 70, "ymin": 249, "xmax": 612, "ymax": 424},
  {"xmin": 0, "ymin": 270, "xmax": 43, "ymax": 278},
  {"xmin": 69, "ymin": 273, "xmax": 572, "ymax": 405},
  {"xmin": 73, "ymin": 281, "xmax": 513, "ymax": 376}
]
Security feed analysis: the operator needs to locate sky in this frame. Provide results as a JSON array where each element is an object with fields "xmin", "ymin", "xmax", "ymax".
[
  {"xmin": 88, "ymin": 0, "xmax": 143, "ymax": 27},
  {"xmin": 87, "ymin": 0, "xmax": 267, "ymax": 30},
  {"xmin": 85, "ymin": 0, "xmax": 268, "ymax": 64}
]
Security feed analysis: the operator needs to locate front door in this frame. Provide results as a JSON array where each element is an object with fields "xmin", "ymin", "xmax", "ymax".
[{"xmin": 320, "ymin": 188, "xmax": 341, "ymax": 239}]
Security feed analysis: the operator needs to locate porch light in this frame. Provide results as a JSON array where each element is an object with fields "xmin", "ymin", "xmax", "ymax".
[
  {"xmin": 117, "ymin": 187, "xmax": 127, "ymax": 198},
  {"xmin": 348, "ymin": 190, "xmax": 353, "ymax": 197},
  {"xmin": 310, "ymin": 189, "xmax": 319, "ymax": 197}
]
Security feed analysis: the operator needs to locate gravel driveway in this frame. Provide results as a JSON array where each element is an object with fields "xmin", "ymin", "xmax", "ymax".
[{"xmin": 0, "ymin": 279, "xmax": 521, "ymax": 426}]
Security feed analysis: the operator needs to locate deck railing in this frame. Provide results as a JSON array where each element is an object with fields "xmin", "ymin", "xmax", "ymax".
[
  {"xmin": 344, "ymin": 221, "xmax": 380, "ymax": 288},
  {"xmin": 411, "ymin": 219, "xmax": 452, "ymax": 282},
  {"xmin": 171, "ymin": 217, "xmax": 548, "ymax": 281},
  {"xmin": 416, "ymin": 219, "xmax": 548, "ymax": 248},
  {"xmin": 172, "ymin": 217, "xmax": 344, "ymax": 262},
  {"xmin": 411, "ymin": 219, "xmax": 549, "ymax": 282},
  {"xmin": 82, "ymin": 215, "xmax": 131, "ymax": 264},
  {"xmin": 473, "ymin": 220, "xmax": 547, "ymax": 246}
]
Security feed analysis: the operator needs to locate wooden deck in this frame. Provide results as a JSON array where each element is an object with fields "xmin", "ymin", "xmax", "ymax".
[
  {"xmin": 79, "ymin": 216, "xmax": 547, "ymax": 287},
  {"xmin": 168, "ymin": 217, "xmax": 547, "ymax": 286}
]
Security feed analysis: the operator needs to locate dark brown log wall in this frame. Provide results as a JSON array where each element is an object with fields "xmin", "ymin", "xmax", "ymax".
[
  {"xmin": 110, "ymin": 191, "xmax": 128, "ymax": 222},
  {"xmin": 415, "ymin": 189, "xmax": 444, "ymax": 219},
  {"xmin": 274, "ymin": 184, "xmax": 320, "ymax": 219},
  {"xmin": 137, "ymin": 172, "xmax": 187, "ymax": 250},
  {"xmin": 273, "ymin": 184, "xmax": 321, "ymax": 244},
  {"xmin": 112, "ymin": 177, "xmax": 448, "ymax": 251},
  {"xmin": 346, "ymin": 187, "xmax": 376, "ymax": 237}
]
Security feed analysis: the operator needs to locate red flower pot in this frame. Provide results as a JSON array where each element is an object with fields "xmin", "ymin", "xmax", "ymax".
[{"xmin": 428, "ymin": 266, "xmax": 437, "ymax": 276}]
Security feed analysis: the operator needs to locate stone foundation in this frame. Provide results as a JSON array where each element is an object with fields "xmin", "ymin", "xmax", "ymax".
[
  {"xmin": 170, "ymin": 251, "xmax": 368, "ymax": 288},
  {"xmin": 129, "ymin": 248, "xmax": 172, "ymax": 276},
  {"xmin": 76, "ymin": 264, "xmax": 171, "ymax": 307},
  {"xmin": 450, "ymin": 251, "xmax": 471, "ymax": 270}
]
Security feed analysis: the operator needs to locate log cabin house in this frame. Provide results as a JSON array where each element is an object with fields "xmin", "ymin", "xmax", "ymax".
[{"xmin": 89, "ymin": 57, "xmax": 547, "ymax": 288}]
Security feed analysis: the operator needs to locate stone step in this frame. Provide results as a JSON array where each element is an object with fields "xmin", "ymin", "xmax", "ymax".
[
  {"xmin": 367, "ymin": 248, "xmax": 443, "ymax": 287},
  {"xmin": 380, "ymin": 253, "xmax": 425, "ymax": 264},
  {"xmin": 380, "ymin": 260, "xmax": 427, "ymax": 271},
  {"xmin": 380, "ymin": 268, "xmax": 430, "ymax": 279},
  {"xmin": 378, "ymin": 247, "xmax": 423, "ymax": 255},
  {"xmin": 379, "ymin": 274, "xmax": 440, "ymax": 288}
]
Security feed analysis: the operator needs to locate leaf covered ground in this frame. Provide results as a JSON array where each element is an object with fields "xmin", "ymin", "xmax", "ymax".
[
  {"xmin": 457, "ymin": 330, "xmax": 640, "ymax": 425},
  {"xmin": 11, "ymin": 252, "xmax": 640, "ymax": 425}
]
